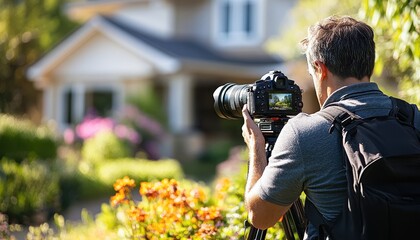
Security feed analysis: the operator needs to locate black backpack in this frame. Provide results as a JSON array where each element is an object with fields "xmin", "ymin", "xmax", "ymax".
[{"xmin": 306, "ymin": 97, "xmax": 420, "ymax": 240}]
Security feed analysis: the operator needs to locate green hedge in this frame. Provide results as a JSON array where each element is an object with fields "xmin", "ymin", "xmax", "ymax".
[
  {"xmin": 60, "ymin": 158, "xmax": 184, "ymax": 203},
  {"xmin": 97, "ymin": 158, "xmax": 184, "ymax": 185},
  {"xmin": 0, "ymin": 114, "xmax": 58, "ymax": 162},
  {"xmin": 0, "ymin": 158, "xmax": 60, "ymax": 224},
  {"xmin": 81, "ymin": 131, "xmax": 131, "ymax": 166}
]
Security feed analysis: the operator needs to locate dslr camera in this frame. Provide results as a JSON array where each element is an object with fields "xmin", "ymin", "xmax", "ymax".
[{"xmin": 213, "ymin": 70, "xmax": 303, "ymax": 137}]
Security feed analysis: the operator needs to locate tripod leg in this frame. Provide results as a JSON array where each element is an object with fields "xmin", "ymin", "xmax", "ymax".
[
  {"xmin": 282, "ymin": 211, "xmax": 296, "ymax": 240},
  {"xmin": 244, "ymin": 221, "xmax": 268, "ymax": 240},
  {"xmin": 290, "ymin": 200, "xmax": 307, "ymax": 239}
]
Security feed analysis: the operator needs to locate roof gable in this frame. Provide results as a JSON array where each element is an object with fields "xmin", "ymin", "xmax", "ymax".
[
  {"xmin": 28, "ymin": 15, "xmax": 283, "ymax": 82},
  {"xmin": 28, "ymin": 16, "xmax": 180, "ymax": 81}
]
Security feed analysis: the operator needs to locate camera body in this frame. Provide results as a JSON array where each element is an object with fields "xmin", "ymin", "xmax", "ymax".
[
  {"xmin": 247, "ymin": 71, "xmax": 303, "ymax": 118},
  {"xmin": 213, "ymin": 70, "xmax": 303, "ymax": 120},
  {"xmin": 213, "ymin": 70, "xmax": 303, "ymax": 137}
]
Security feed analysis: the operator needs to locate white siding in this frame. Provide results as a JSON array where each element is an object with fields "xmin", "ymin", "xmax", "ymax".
[{"xmin": 54, "ymin": 33, "xmax": 154, "ymax": 78}]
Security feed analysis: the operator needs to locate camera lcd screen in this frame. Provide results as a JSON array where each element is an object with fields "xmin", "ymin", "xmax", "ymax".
[{"xmin": 268, "ymin": 93, "xmax": 293, "ymax": 111}]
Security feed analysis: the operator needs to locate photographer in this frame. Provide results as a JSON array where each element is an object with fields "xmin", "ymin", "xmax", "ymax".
[{"xmin": 241, "ymin": 15, "xmax": 420, "ymax": 239}]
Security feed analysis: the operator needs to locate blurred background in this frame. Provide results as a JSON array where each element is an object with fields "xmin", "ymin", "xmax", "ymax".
[{"xmin": 0, "ymin": 0, "xmax": 418, "ymax": 237}]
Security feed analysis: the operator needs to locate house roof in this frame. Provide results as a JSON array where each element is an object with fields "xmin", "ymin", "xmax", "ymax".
[
  {"xmin": 102, "ymin": 16, "xmax": 282, "ymax": 66},
  {"xmin": 28, "ymin": 15, "xmax": 283, "ymax": 83}
]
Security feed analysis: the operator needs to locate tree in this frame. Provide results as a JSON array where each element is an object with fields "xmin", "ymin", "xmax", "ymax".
[
  {"xmin": 265, "ymin": 0, "xmax": 361, "ymax": 60},
  {"xmin": 267, "ymin": 0, "xmax": 419, "ymax": 104},
  {"xmin": 361, "ymin": 0, "xmax": 420, "ymax": 104},
  {"xmin": 0, "ymin": 0, "xmax": 78, "ymax": 116}
]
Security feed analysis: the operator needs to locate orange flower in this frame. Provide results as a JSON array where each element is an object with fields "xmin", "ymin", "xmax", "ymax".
[
  {"xmin": 197, "ymin": 223, "xmax": 218, "ymax": 238},
  {"xmin": 140, "ymin": 181, "xmax": 159, "ymax": 199},
  {"xmin": 110, "ymin": 191, "xmax": 128, "ymax": 207},
  {"xmin": 113, "ymin": 176, "xmax": 136, "ymax": 192},
  {"xmin": 128, "ymin": 205, "xmax": 148, "ymax": 222},
  {"xmin": 189, "ymin": 187, "xmax": 206, "ymax": 202},
  {"xmin": 197, "ymin": 206, "xmax": 222, "ymax": 221}
]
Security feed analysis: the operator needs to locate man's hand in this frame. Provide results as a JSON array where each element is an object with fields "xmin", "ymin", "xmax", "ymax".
[{"xmin": 241, "ymin": 106, "xmax": 265, "ymax": 150}]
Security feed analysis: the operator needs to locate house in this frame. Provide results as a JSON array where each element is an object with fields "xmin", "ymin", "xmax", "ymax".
[{"xmin": 27, "ymin": 0, "xmax": 314, "ymax": 160}]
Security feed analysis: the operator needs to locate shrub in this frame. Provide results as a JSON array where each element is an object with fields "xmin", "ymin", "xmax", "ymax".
[
  {"xmin": 120, "ymin": 105, "xmax": 167, "ymax": 160},
  {"xmin": 59, "ymin": 171, "xmax": 111, "ymax": 204},
  {"xmin": 213, "ymin": 166, "xmax": 286, "ymax": 239},
  {"xmin": 81, "ymin": 131, "xmax": 131, "ymax": 165},
  {"xmin": 199, "ymin": 139, "xmax": 236, "ymax": 163},
  {"xmin": 0, "ymin": 114, "xmax": 57, "ymax": 162},
  {"xmin": 107, "ymin": 177, "xmax": 222, "ymax": 239},
  {"xmin": 59, "ymin": 158, "xmax": 184, "ymax": 203},
  {"xmin": 0, "ymin": 213, "xmax": 12, "ymax": 239},
  {"xmin": 65, "ymin": 103, "xmax": 168, "ymax": 160},
  {"xmin": 96, "ymin": 158, "xmax": 184, "ymax": 186},
  {"xmin": 0, "ymin": 159, "xmax": 60, "ymax": 224}
]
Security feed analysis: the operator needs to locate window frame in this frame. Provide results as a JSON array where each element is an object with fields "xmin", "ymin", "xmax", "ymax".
[{"xmin": 214, "ymin": 0, "xmax": 263, "ymax": 46}]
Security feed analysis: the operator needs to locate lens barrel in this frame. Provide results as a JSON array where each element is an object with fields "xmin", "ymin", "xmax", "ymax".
[{"xmin": 213, "ymin": 83, "xmax": 248, "ymax": 119}]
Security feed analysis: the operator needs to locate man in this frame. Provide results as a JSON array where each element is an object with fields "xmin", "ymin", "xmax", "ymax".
[{"xmin": 241, "ymin": 15, "xmax": 420, "ymax": 239}]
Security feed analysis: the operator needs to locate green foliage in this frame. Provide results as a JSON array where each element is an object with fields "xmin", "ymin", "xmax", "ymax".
[
  {"xmin": 4, "ymin": 148, "xmax": 295, "ymax": 239},
  {"xmin": 199, "ymin": 139, "xmax": 236, "ymax": 163},
  {"xmin": 0, "ymin": 0, "xmax": 78, "ymax": 114},
  {"xmin": 126, "ymin": 85, "xmax": 167, "ymax": 127},
  {"xmin": 96, "ymin": 158, "xmax": 184, "ymax": 186},
  {"xmin": 213, "ymin": 164, "xmax": 287, "ymax": 239},
  {"xmin": 59, "ymin": 170, "xmax": 111, "ymax": 203},
  {"xmin": 0, "ymin": 114, "xmax": 58, "ymax": 162},
  {"xmin": 0, "ymin": 158, "xmax": 60, "ymax": 224},
  {"xmin": 59, "ymin": 157, "xmax": 184, "ymax": 203},
  {"xmin": 81, "ymin": 131, "xmax": 131, "ymax": 166},
  {"xmin": 23, "ymin": 213, "xmax": 117, "ymax": 240},
  {"xmin": 360, "ymin": 0, "xmax": 420, "ymax": 104},
  {"xmin": 265, "ymin": 0, "xmax": 361, "ymax": 59}
]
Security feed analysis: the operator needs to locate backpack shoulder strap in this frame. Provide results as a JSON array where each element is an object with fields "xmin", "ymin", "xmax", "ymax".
[
  {"xmin": 317, "ymin": 104, "xmax": 360, "ymax": 134},
  {"xmin": 390, "ymin": 97, "xmax": 415, "ymax": 125}
]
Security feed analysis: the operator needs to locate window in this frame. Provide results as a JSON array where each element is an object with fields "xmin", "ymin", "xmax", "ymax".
[
  {"xmin": 84, "ymin": 90, "xmax": 114, "ymax": 117},
  {"xmin": 217, "ymin": 0, "xmax": 260, "ymax": 44},
  {"xmin": 61, "ymin": 84, "xmax": 119, "ymax": 126}
]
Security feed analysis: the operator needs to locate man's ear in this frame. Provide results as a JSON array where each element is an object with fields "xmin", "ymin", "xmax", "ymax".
[{"xmin": 313, "ymin": 61, "xmax": 328, "ymax": 80}]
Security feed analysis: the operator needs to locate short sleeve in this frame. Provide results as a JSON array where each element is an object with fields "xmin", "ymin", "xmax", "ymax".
[{"xmin": 255, "ymin": 120, "xmax": 304, "ymax": 206}]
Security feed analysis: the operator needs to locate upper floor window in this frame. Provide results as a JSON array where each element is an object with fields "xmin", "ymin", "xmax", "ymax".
[{"xmin": 216, "ymin": 0, "xmax": 260, "ymax": 45}]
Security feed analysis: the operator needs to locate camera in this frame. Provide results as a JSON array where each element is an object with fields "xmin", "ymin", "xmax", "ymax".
[{"xmin": 213, "ymin": 70, "xmax": 303, "ymax": 136}]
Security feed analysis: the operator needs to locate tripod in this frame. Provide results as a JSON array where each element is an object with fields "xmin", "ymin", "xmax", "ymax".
[{"xmin": 244, "ymin": 136, "xmax": 307, "ymax": 240}]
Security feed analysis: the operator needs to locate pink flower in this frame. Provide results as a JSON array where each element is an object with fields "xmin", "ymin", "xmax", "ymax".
[
  {"xmin": 114, "ymin": 124, "xmax": 140, "ymax": 144},
  {"xmin": 63, "ymin": 128, "xmax": 75, "ymax": 144},
  {"xmin": 75, "ymin": 117, "xmax": 115, "ymax": 139}
]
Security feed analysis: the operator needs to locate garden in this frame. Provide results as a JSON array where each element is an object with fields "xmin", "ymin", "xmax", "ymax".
[
  {"xmin": 1, "ymin": 0, "xmax": 417, "ymax": 239},
  {"xmin": 0, "ymin": 103, "xmax": 288, "ymax": 239}
]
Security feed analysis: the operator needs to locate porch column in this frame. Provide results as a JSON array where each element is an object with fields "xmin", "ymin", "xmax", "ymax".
[
  {"xmin": 73, "ymin": 83, "xmax": 85, "ymax": 122},
  {"xmin": 43, "ymin": 87, "xmax": 54, "ymax": 121},
  {"xmin": 167, "ymin": 74, "xmax": 193, "ymax": 133}
]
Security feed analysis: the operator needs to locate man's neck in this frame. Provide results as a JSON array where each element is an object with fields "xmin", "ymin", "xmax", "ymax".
[{"xmin": 328, "ymin": 75, "xmax": 370, "ymax": 97}]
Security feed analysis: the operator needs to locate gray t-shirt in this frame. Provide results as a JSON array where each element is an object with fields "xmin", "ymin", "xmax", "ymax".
[{"xmin": 255, "ymin": 82, "xmax": 420, "ymax": 238}]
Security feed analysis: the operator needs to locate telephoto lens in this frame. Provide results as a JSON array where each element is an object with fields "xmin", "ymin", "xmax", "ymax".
[{"xmin": 213, "ymin": 83, "xmax": 249, "ymax": 119}]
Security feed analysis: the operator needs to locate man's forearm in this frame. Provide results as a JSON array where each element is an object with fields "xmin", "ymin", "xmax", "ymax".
[{"xmin": 245, "ymin": 144, "xmax": 268, "ymax": 199}]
